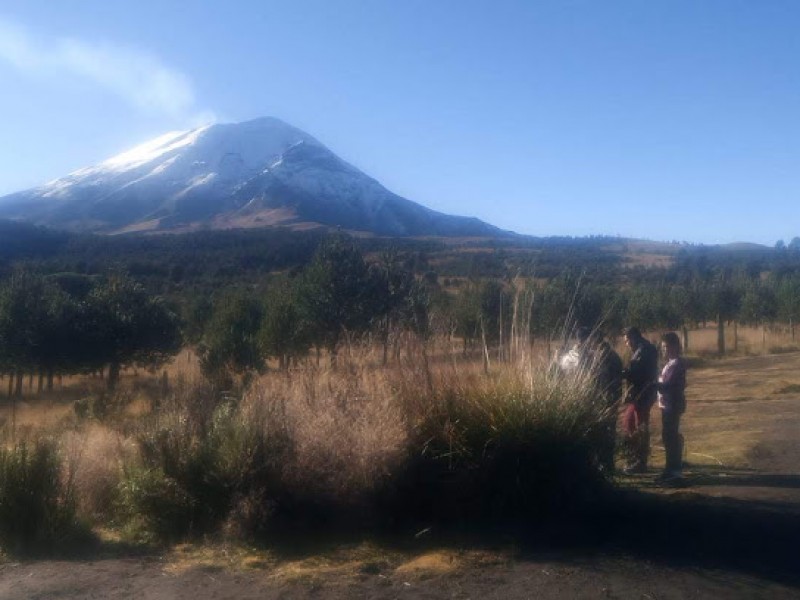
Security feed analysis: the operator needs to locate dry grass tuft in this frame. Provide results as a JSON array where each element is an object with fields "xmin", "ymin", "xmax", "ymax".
[
  {"xmin": 244, "ymin": 362, "xmax": 408, "ymax": 507},
  {"xmin": 61, "ymin": 424, "xmax": 137, "ymax": 520}
]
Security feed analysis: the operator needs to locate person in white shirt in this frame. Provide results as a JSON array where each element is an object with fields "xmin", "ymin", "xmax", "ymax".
[{"xmin": 656, "ymin": 332, "xmax": 687, "ymax": 483}]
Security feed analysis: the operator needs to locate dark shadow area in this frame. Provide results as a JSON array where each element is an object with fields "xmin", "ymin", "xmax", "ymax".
[
  {"xmin": 507, "ymin": 488, "xmax": 800, "ymax": 588},
  {"xmin": 6, "ymin": 473, "xmax": 800, "ymax": 591}
]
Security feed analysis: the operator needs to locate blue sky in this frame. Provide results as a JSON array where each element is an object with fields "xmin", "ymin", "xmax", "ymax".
[{"xmin": 0, "ymin": 1, "xmax": 798, "ymax": 244}]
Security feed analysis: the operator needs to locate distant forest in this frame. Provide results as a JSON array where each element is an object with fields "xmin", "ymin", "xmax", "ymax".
[
  {"xmin": 4, "ymin": 219, "xmax": 800, "ymax": 384},
  {"xmin": 3, "ymin": 219, "xmax": 800, "ymax": 289}
]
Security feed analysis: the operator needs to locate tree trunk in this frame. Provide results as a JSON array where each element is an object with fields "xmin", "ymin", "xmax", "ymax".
[
  {"xmin": 108, "ymin": 362, "xmax": 121, "ymax": 391},
  {"xmin": 791, "ymin": 318, "xmax": 795, "ymax": 342},
  {"xmin": 717, "ymin": 316, "xmax": 725, "ymax": 356},
  {"xmin": 14, "ymin": 369, "xmax": 23, "ymax": 398},
  {"xmin": 37, "ymin": 371, "xmax": 44, "ymax": 393},
  {"xmin": 6, "ymin": 375, "xmax": 12, "ymax": 400},
  {"xmin": 682, "ymin": 326, "xmax": 689, "ymax": 353},
  {"xmin": 47, "ymin": 369, "xmax": 54, "ymax": 391},
  {"xmin": 733, "ymin": 321, "xmax": 738, "ymax": 353}
]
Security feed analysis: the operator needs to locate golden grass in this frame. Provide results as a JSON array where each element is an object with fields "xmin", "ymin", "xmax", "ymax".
[
  {"xmin": 160, "ymin": 538, "xmax": 508, "ymax": 586},
  {"xmin": 0, "ymin": 325, "xmax": 797, "ymax": 580},
  {"xmin": 2, "ymin": 324, "xmax": 799, "ymax": 539},
  {"xmin": 61, "ymin": 424, "xmax": 137, "ymax": 518}
]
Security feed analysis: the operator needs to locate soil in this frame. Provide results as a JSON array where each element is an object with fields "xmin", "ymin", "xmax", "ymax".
[{"xmin": 2, "ymin": 352, "xmax": 800, "ymax": 599}]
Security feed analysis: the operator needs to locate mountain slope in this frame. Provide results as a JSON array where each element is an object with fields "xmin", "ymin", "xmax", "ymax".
[{"xmin": 0, "ymin": 117, "xmax": 507, "ymax": 237}]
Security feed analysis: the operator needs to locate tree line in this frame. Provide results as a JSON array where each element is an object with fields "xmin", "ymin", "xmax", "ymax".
[
  {"xmin": 0, "ymin": 271, "xmax": 181, "ymax": 396},
  {"xmin": 5, "ymin": 231, "xmax": 800, "ymax": 394}
]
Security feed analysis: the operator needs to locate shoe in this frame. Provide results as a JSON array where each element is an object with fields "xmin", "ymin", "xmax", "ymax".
[{"xmin": 658, "ymin": 471, "xmax": 685, "ymax": 486}]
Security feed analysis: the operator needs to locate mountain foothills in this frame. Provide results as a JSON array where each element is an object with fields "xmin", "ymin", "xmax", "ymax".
[{"xmin": 0, "ymin": 117, "xmax": 506, "ymax": 237}]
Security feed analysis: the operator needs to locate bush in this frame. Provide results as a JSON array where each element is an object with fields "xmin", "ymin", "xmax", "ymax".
[
  {"xmin": 0, "ymin": 439, "xmax": 81, "ymax": 553},
  {"xmin": 117, "ymin": 466, "xmax": 195, "ymax": 541},
  {"xmin": 117, "ymin": 383, "xmax": 289, "ymax": 541},
  {"xmin": 385, "ymin": 365, "xmax": 614, "ymax": 523}
]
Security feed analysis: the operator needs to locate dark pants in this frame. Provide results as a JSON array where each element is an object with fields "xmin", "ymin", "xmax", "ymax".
[{"xmin": 661, "ymin": 409, "xmax": 683, "ymax": 473}]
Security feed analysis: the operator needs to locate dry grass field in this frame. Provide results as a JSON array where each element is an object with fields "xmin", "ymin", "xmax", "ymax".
[{"xmin": 1, "ymin": 326, "xmax": 799, "ymax": 598}]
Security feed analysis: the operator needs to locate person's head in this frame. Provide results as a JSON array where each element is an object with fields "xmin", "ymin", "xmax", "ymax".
[
  {"xmin": 575, "ymin": 326, "xmax": 591, "ymax": 344},
  {"xmin": 661, "ymin": 331, "xmax": 681, "ymax": 359},
  {"xmin": 623, "ymin": 326, "xmax": 642, "ymax": 349}
]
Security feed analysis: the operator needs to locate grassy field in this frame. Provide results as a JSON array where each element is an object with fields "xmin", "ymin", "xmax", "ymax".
[{"xmin": 0, "ymin": 325, "xmax": 799, "ymax": 598}]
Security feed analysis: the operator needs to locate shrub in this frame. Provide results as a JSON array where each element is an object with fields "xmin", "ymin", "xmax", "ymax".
[
  {"xmin": 385, "ymin": 363, "xmax": 614, "ymax": 523},
  {"xmin": 117, "ymin": 466, "xmax": 195, "ymax": 541},
  {"xmin": 117, "ymin": 383, "xmax": 289, "ymax": 541},
  {"xmin": 0, "ymin": 439, "xmax": 80, "ymax": 553}
]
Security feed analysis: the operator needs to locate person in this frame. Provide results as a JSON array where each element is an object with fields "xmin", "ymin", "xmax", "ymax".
[
  {"xmin": 592, "ymin": 331, "xmax": 623, "ymax": 473},
  {"xmin": 656, "ymin": 332, "xmax": 687, "ymax": 484},
  {"xmin": 621, "ymin": 327, "xmax": 659, "ymax": 474},
  {"xmin": 594, "ymin": 333, "xmax": 623, "ymax": 408}
]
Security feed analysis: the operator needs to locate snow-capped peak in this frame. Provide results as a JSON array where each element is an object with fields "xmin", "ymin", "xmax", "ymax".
[{"xmin": 101, "ymin": 126, "xmax": 211, "ymax": 172}]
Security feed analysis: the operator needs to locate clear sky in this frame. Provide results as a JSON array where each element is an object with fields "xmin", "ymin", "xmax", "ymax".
[{"xmin": 1, "ymin": 1, "xmax": 798, "ymax": 244}]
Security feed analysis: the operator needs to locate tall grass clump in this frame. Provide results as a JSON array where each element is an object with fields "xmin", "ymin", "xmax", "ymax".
[
  {"xmin": 386, "ymin": 358, "xmax": 615, "ymax": 523},
  {"xmin": 243, "ymin": 358, "xmax": 408, "ymax": 527},
  {"xmin": 62, "ymin": 425, "xmax": 137, "ymax": 522},
  {"xmin": 0, "ymin": 438, "xmax": 82, "ymax": 553}
]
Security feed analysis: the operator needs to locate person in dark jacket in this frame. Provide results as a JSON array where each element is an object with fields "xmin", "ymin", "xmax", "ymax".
[
  {"xmin": 621, "ymin": 327, "xmax": 659, "ymax": 473},
  {"xmin": 592, "ymin": 332, "xmax": 623, "ymax": 473},
  {"xmin": 656, "ymin": 331, "xmax": 687, "ymax": 484}
]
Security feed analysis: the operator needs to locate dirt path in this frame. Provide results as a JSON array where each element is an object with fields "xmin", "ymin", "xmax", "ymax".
[
  {"xmin": 1, "ymin": 552, "xmax": 798, "ymax": 600},
  {"xmin": 2, "ymin": 352, "xmax": 800, "ymax": 599}
]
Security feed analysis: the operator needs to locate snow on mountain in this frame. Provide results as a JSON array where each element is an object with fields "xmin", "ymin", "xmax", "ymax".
[{"xmin": 0, "ymin": 117, "xmax": 507, "ymax": 237}]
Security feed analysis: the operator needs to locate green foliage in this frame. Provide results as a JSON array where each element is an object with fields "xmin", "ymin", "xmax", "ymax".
[
  {"xmin": 0, "ymin": 439, "xmax": 80, "ymax": 553},
  {"xmin": 296, "ymin": 233, "xmax": 379, "ymax": 353},
  {"xmin": 199, "ymin": 291, "xmax": 264, "ymax": 384},
  {"xmin": 118, "ymin": 393, "xmax": 289, "ymax": 541},
  {"xmin": 259, "ymin": 279, "xmax": 310, "ymax": 369},
  {"xmin": 85, "ymin": 274, "xmax": 183, "ymax": 384},
  {"xmin": 0, "ymin": 270, "xmax": 181, "ymax": 392},
  {"xmin": 387, "ymin": 370, "xmax": 613, "ymax": 522},
  {"xmin": 117, "ymin": 467, "xmax": 195, "ymax": 542}
]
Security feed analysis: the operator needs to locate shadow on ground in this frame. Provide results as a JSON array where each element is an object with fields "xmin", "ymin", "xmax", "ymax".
[
  {"xmin": 12, "ymin": 465, "xmax": 800, "ymax": 592},
  {"xmin": 506, "ymin": 467, "xmax": 800, "ymax": 588}
]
